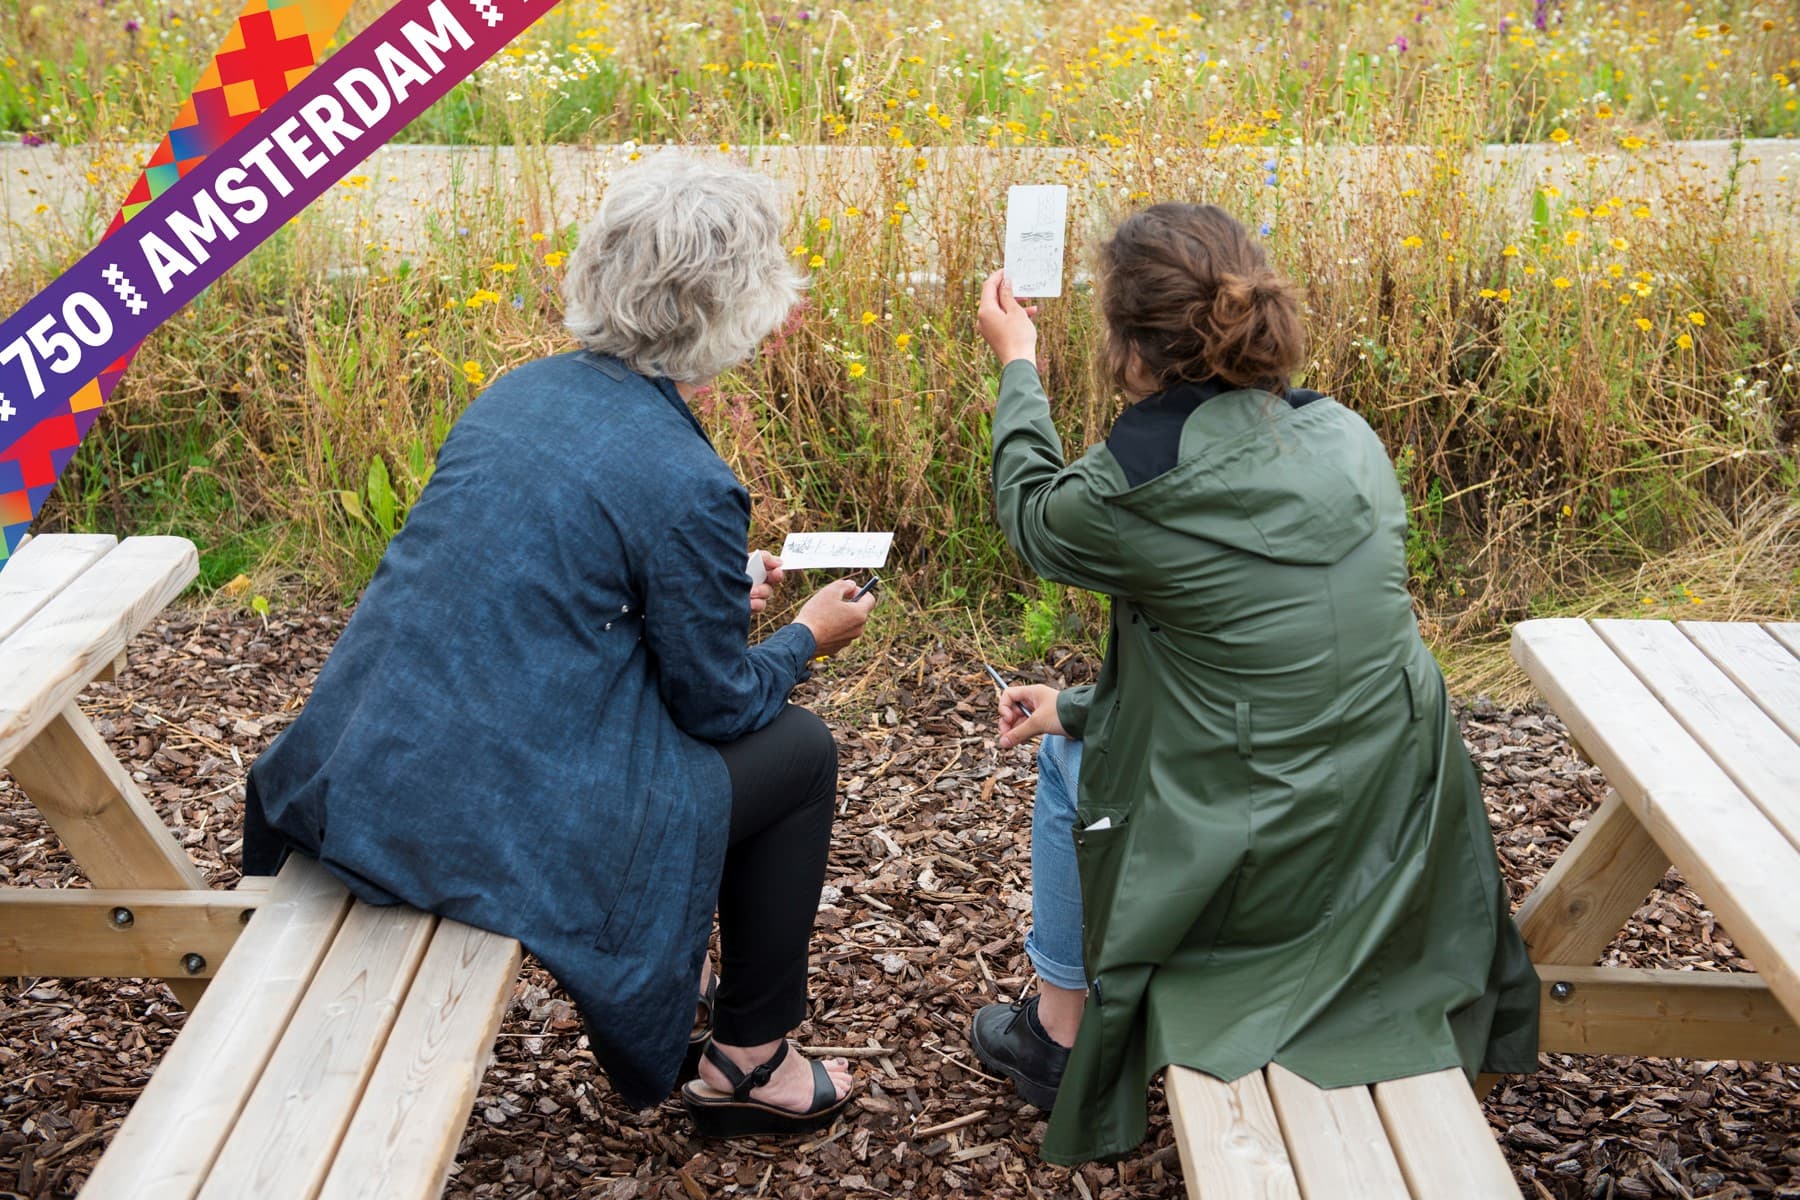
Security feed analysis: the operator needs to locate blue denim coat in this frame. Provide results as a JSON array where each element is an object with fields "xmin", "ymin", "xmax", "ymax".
[{"xmin": 244, "ymin": 351, "xmax": 816, "ymax": 1106}]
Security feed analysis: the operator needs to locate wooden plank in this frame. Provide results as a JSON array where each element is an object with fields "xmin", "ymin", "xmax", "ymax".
[
  {"xmin": 1165, "ymin": 1066, "xmax": 1302, "ymax": 1199},
  {"xmin": 0, "ymin": 534, "xmax": 196, "ymax": 765},
  {"xmin": 1764, "ymin": 623, "xmax": 1800, "ymax": 660},
  {"xmin": 1512, "ymin": 620, "xmax": 1800, "ymax": 1027},
  {"xmin": 0, "ymin": 533, "xmax": 116, "ymax": 644},
  {"xmin": 198, "ymin": 902, "xmax": 439, "ymax": 1200},
  {"xmin": 1599, "ymin": 620, "xmax": 1800, "ymax": 852},
  {"xmin": 1513, "ymin": 790, "xmax": 1670, "ymax": 966},
  {"xmin": 7, "ymin": 705, "xmax": 207, "ymax": 892},
  {"xmin": 80, "ymin": 857, "xmax": 353, "ymax": 1200},
  {"xmin": 319, "ymin": 922, "xmax": 522, "ymax": 1200},
  {"xmin": 1536, "ymin": 965, "xmax": 1800, "ymax": 1061},
  {"xmin": 1678, "ymin": 621, "xmax": 1800, "ymax": 747},
  {"xmin": 0, "ymin": 886, "xmax": 257, "ymax": 978},
  {"xmin": 1373, "ymin": 1069, "xmax": 1520, "ymax": 1199},
  {"xmin": 1263, "ymin": 1064, "xmax": 1408, "ymax": 1199}
]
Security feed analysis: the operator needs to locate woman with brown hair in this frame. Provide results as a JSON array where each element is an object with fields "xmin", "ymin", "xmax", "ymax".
[{"xmin": 968, "ymin": 203, "xmax": 1539, "ymax": 1163}]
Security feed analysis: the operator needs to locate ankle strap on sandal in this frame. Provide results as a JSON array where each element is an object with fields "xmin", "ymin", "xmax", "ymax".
[{"xmin": 703, "ymin": 1038, "xmax": 790, "ymax": 1102}]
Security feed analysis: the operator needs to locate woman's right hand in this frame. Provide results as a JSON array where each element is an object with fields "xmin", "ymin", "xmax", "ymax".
[
  {"xmin": 795, "ymin": 579, "xmax": 878, "ymax": 658},
  {"xmin": 976, "ymin": 270, "xmax": 1039, "ymax": 368},
  {"xmin": 997, "ymin": 684, "xmax": 1065, "ymax": 749}
]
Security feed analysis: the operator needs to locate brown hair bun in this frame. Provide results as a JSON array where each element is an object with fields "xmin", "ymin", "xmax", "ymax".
[{"xmin": 1097, "ymin": 204, "xmax": 1306, "ymax": 395}]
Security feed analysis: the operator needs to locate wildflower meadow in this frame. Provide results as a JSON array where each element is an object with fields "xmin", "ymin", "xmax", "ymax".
[{"xmin": 2, "ymin": 0, "xmax": 1796, "ymax": 685}]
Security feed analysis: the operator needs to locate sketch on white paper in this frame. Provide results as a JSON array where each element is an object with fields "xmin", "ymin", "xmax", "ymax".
[
  {"xmin": 1003, "ymin": 185, "xmax": 1069, "ymax": 298},
  {"xmin": 778, "ymin": 531, "xmax": 895, "ymax": 570}
]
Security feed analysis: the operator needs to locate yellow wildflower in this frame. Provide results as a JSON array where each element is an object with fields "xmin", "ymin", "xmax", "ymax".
[
  {"xmin": 462, "ymin": 361, "xmax": 485, "ymax": 386},
  {"xmin": 847, "ymin": 362, "xmax": 867, "ymax": 379},
  {"xmin": 1676, "ymin": 333, "xmax": 1693, "ymax": 349},
  {"xmin": 1634, "ymin": 317, "xmax": 1652, "ymax": 331},
  {"xmin": 1686, "ymin": 310, "xmax": 1706, "ymax": 326},
  {"xmin": 1549, "ymin": 127, "xmax": 1570, "ymax": 143},
  {"xmin": 1552, "ymin": 276, "xmax": 1573, "ymax": 289}
]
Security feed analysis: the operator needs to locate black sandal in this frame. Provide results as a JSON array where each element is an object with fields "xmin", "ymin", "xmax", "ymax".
[
  {"xmin": 681, "ymin": 1040, "xmax": 850, "ymax": 1137},
  {"xmin": 679, "ymin": 971, "xmax": 720, "ymax": 1085}
]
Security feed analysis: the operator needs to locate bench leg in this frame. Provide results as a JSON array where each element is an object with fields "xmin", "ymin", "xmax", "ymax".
[{"xmin": 9, "ymin": 703, "xmax": 211, "ymax": 1007}]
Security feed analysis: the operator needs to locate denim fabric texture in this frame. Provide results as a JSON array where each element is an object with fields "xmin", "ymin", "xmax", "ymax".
[
  {"xmin": 244, "ymin": 351, "xmax": 816, "ymax": 1108},
  {"xmin": 1025, "ymin": 734, "xmax": 1089, "ymax": 992}
]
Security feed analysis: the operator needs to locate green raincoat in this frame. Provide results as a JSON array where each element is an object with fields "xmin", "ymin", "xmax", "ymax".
[{"xmin": 991, "ymin": 361, "xmax": 1539, "ymax": 1164}]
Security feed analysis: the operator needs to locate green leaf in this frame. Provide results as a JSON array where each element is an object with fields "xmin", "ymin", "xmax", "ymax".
[{"xmin": 366, "ymin": 455, "xmax": 397, "ymax": 537}]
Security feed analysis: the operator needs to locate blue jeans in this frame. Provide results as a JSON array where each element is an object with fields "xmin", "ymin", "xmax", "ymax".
[{"xmin": 1024, "ymin": 734, "xmax": 1089, "ymax": 991}]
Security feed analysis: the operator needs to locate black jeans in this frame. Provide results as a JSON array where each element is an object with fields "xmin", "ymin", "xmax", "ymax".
[{"xmin": 709, "ymin": 703, "xmax": 838, "ymax": 1046}]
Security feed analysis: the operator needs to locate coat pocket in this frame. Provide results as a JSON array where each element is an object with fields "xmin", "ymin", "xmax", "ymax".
[{"xmin": 1073, "ymin": 815, "xmax": 1133, "ymax": 974}]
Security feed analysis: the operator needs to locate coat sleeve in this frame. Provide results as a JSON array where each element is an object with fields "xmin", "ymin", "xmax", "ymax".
[
  {"xmin": 641, "ymin": 479, "xmax": 817, "ymax": 744},
  {"xmin": 991, "ymin": 360, "xmax": 1132, "ymax": 595},
  {"xmin": 1055, "ymin": 683, "xmax": 1096, "ymax": 740}
]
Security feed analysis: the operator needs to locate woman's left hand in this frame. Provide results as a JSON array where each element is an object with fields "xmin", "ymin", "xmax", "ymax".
[
  {"xmin": 750, "ymin": 553, "xmax": 784, "ymax": 614},
  {"xmin": 976, "ymin": 270, "xmax": 1040, "ymax": 368}
]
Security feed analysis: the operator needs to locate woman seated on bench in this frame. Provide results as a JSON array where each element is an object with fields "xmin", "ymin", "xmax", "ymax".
[
  {"xmin": 967, "ymin": 204, "xmax": 1541, "ymax": 1163},
  {"xmin": 243, "ymin": 156, "xmax": 869, "ymax": 1138}
]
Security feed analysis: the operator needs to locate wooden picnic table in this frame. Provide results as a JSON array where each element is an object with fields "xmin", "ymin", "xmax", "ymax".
[
  {"xmin": 1160, "ymin": 615, "xmax": 1800, "ymax": 1199},
  {"xmin": 1, "ymin": 533, "xmax": 523, "ymax": 1198},
  {"xmin": 1511, "ymin": 617, "xmax": 1800, "ymax": 1066},
  {"xmin": 0, "ymin": 533, "xmax": 233, "ymax": 1007}
]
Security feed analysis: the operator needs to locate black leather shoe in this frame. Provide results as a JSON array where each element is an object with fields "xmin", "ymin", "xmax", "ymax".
[{"xmin": 969, "ymin": 997, "xmax": 1069, "ymax": 1110}]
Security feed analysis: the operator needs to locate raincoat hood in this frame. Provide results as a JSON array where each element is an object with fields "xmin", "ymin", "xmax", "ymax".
[{"xmin": 1106, "ymin": 389, "xmax": 1383, "ymax": 566}]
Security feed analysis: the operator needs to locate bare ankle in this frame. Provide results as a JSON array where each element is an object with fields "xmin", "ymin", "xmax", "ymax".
[{"xmin": 1036, "ymin": 982, "xmax": 1086, "ymax": 1048}]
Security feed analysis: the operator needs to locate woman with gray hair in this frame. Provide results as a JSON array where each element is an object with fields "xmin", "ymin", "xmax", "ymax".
[{"xmin": 242, "ymin": 156, "xmax": 871, "ymax": 1137}]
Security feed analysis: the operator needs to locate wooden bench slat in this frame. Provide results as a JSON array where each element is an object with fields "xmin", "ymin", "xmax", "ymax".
[
  {"xmin": 1262, "ymin": 1065, "xmax": 1409, "ymax": 1199},
  {"xmin": 1511, "ymin": 619, "xmax": 1800, "ymax": 1024},
  {"xmin": 1595, "ymin": 620, "xmax": 1800, "ymax": 854},
  {"xmin": 0, "ymin": 533, "xmax": 117, "ymax": 644},
  {"xmin": 0, "ymin": 535, "xmax": 197, "ymax": 765},
  {"xmin": 1678, "ymin": 620, "xmax": 1800, "ymax": 748},
  {"xmin": 318, "ymin": 921, "xmax": 522, "ymax": 1200},
  {"xmin": 1373, "ymin": 1069, "xmax": 1520, "ymax": 1198},
  {"xmin": 1166, "ymin": 1066, "xmax": 1301, "ymax": 1199},
  {"xmin": 80, "ymin": 858, "xmax": 353, "ymax": 1200},
  {"xmin": 197, "ymin": 902, "xmax": 440, "ymax": 1199},
  {"xmin": 1763, "ymin": 622, "xmax": 1800, "ymax": 661},
  {"xmin": 0, "ymin": 886, "xmax": 256, "ymax": 979}
]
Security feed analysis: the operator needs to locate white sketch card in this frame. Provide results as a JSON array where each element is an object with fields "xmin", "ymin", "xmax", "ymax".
[
  {"xmin": 1003, "ymin": 184, "xmax": 1069, "ymax": 298},
  {"xmin": 778, "ymin": 531, "xmax": 894, "ymax": 570}
]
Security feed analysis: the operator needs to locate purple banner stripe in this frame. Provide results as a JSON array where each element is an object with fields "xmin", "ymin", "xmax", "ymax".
[{"xmin": 0, "ymin": 0, "xmax": 560, "ymax": 450}]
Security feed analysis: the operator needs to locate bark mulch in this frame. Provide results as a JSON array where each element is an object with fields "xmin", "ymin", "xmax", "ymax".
[{"xmin": 1, "ymin": 609, "xmax": 1796, "ymax": 1199}]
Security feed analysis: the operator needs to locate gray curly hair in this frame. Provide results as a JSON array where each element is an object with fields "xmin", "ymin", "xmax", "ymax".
[{"xmin": 562, "ymin": 156, "xmax": 803, "ymax": 383}]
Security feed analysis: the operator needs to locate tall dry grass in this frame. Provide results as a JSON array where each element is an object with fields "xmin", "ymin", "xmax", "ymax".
[{"xmin": 0, "ymin": 1, "xmax": 1794, "ymax": 670}]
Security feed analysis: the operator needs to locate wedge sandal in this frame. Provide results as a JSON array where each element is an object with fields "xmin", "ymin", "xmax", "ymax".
[{"xmin": 681, "ymin": 1039, "xmax": 849, "ymax": 1138}]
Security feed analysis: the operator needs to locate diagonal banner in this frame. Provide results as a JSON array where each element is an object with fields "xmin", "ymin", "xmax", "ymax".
[
  {"xmin": 0, "ymin": 0, "xmax": 558, "ymax": 560},
  {"xmin": 0, "ymin": 0, "xmax": 355, "ymax": 563}
]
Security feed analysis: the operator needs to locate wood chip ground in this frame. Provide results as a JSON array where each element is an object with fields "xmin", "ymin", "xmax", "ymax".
[{"xmin": 1, "ymin": 610, "xmax": 1795, "ymax": 1199}]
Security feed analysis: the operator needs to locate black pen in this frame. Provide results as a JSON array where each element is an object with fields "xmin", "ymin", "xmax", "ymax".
[
  {"xmin": 851, "ymin": 574, "xmax": 881, "ymax": 602},
  {"xmin": 983, "ymin": 663, "xmax": 1032, "ymax": 717}
]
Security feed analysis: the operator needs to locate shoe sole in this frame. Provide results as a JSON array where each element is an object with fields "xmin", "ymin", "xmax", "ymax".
[
  {"xmin": 970, "ymin": 1030, "xmax": 1060, "ymax": 1111},
  {"xmin": 681, "ymin": 1090, "xmax": 849, "ymax": 1138}
]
